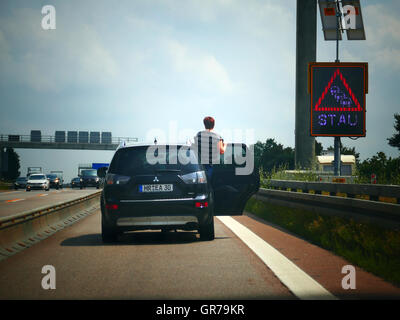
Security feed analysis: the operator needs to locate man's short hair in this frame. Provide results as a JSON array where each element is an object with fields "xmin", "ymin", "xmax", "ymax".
[{"xmin": 203, "ymin": 116, "xmax": 215, "ymax": 130}]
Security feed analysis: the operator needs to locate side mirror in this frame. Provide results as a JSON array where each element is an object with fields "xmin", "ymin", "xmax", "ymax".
[{"xmin": 97, "ymin": 166, "xmax": 108, "ymax": 178}]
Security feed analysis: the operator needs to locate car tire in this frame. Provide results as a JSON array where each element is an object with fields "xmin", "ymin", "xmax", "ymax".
[
  {"xmin": 101, "ymin": 217, "xmax": 118, "ymax": 243},
  {"xmin": 199, "ymin": 216, "xmax": 215, "ymax": 241},
  {"xmin": 199, "ymin": 189, "xmax": 215, "ymax": 241},
  {"xmin": 26, "ymin": 189, "xmax": 30, "ymax": 192}
]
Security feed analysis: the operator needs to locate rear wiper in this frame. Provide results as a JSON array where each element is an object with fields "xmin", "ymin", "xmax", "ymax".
[{"xmin": 155, "ymin": 169, "xmax": 181, "ymax": 173}]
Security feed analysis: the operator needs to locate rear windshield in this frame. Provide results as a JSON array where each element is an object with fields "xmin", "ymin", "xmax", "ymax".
[
  {"xmin": 81, "ymin": 170, "xmax": 97, "ymax": 177},
  {"xmin": 30, "ymin": 175, "xmax": 46, "ymax": 180},
  {"xmin": 109, "ymin": 145, "xmax": 201, "ymax": 176}
]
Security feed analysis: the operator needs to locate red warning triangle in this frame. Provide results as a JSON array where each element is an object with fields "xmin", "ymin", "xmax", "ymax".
[{"xmin": 314, "ymin": 68, "xmax": 362, "ymax": 112}]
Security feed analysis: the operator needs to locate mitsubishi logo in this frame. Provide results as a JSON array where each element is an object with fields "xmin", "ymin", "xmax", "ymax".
[{"xmin": 153, "ymin": 176, "xmax": 159, "ymax": 183}]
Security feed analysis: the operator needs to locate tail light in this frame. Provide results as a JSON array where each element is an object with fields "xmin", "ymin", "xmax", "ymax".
[
  {"xmin": 106, "ymin": 173, "xmax": 130, "ymax": 185},
  {"xmin": 106, "ymin": 204, "xmax": 119, "ymax": 210},
  {"xmin": 195, "ymin": 201, "xmax": 208, "ymax": 208},
  {"xmin": 180, "ymin": 171, "xmax": 207, "ymax": 184}
]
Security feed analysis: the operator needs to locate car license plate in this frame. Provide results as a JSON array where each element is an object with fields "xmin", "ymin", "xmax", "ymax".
[{"xmin": 139, "ymin": 184, "xmax": 173, "ymax": 193}]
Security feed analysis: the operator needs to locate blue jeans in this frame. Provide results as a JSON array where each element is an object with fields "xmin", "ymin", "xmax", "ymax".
[{"xmin": 203, "ymin": 164, "xmax": 213, "ymax": 182}]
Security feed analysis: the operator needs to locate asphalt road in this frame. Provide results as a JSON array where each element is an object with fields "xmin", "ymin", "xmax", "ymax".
[
  {"xmin": 0, "ymin": 212, "xmax": 294, "ymax": 299},
  {"xmin": 0, "ymin": 188, "xmax": 100, "ymax": 219},
  {"xmin": 0, "ymin": 193, "xmax": 399, "ymax": 300}
]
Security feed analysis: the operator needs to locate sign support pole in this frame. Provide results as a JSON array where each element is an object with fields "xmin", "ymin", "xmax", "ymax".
[
  {"xmin": 334, "ymin": 0, "xmax": 341, "ymax": 176},
  {"xmin": 295, "ymin": 0, "xmax": 317, "ymax": 170}
]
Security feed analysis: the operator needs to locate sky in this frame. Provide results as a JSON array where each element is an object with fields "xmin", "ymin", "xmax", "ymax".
[{"xmin": 0, "ymin": 0, "xmax": 399, "ymax": 181}]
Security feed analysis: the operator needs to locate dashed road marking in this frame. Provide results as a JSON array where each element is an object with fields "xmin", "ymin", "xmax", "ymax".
[
  {"xmin": 217, "ymin": 216, "xmax": 338, "ymax": 300},
  {"xmin": 5, "ymin": 198, "xmax": 25, "ymax": 203}
]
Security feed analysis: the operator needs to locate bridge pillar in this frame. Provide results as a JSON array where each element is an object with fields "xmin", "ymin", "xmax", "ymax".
[
  {"xmin": 0, "ymin": 147, "xmax": 8, "ymax": 179},
  {"xmin": 295, "ymin": 0, "xmax": 316, "ymax": 169}
]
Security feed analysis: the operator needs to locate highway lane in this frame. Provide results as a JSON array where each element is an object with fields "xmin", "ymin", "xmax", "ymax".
[
  {"xmin": 0, "ymin": 212, "xmax": 294, "ymax": 300},
  {"xmin": 0, "ymin": 188, "xmax": 100, "ymax": 219},
  {"xmin": 1, "ymin": 196, "xmax": 399, "ymax": 299}
]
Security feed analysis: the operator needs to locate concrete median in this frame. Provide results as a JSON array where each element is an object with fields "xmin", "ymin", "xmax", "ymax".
[{"xmin": 0, "ymin": 191, "xmax": 101, "ymax": 261}]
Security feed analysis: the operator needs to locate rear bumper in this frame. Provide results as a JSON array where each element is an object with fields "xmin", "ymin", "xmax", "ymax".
[
  {"xmin": 81, "ymin": 180, "xmax": 99, "ymax": 187},
  {"xmin": 26, "ymin": 184, "xmax": 47, "ymax": 190},
  {"xmin": 103, "ymin": 196, "xmax": 212, "ymax": 231}
]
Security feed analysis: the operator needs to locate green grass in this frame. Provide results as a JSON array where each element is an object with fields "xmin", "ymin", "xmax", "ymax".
[
  {"xmin": 0, "ymin": 181, "xmax": 12, "ymax": 191},
  {"xmin": 245, "ymin": 197, "xmax": 400, "ymax": 287}
]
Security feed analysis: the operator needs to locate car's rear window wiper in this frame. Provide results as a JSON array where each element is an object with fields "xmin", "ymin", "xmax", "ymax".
[{"xmin": 155, "ymin": 169, "xmax": 181, "ymax": 173}]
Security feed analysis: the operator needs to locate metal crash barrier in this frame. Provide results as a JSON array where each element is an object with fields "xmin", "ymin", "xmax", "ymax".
[
  {"xmin": 0, "ymin": 191, "xmax": 101, "ymax": 261},
  {"xmin": 254, "ymin": 180, "xmax": 400, "ymax": 230}
]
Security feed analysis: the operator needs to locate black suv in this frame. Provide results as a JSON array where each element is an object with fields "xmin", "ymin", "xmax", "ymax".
[
  {"xmin": 98, "ymin": 143, "xmax": 259, "ymax": 242},
  {"xmin": 46, "ymin": 174, "xmax": 63, "ymax": 189},
  {"xmin": 79, "ymin": 169, "xmax": 100, "ymax": 189},
  {"xmin": 14, "ymin": 177, "xmax": 28, "ymax": 189}
]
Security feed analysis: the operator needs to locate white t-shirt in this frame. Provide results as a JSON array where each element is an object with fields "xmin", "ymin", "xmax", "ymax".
[{"xmin": 192, "ymin": 130, "xmax": 223, "ymax": 165}]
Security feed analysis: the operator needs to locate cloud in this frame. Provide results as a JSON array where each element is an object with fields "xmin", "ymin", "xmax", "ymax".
[
  {"xmin": 0, "ymin": 7, "xmax": 119, "ymax": 92},
  {"xmin": 362, "ymin": 3, "xmax": 400, "ymax": 71},
  {"xmin": 165, "ymin": 39, "xmax": 235, "ymax": 93}
]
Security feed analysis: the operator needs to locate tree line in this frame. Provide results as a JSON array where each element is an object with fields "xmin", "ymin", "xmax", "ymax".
[{"xmin": 253, "ymin": 113, "xmax": 400, "ymax": 185}]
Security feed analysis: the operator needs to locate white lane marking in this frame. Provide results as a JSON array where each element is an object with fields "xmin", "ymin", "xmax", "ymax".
[
  {"xmin": 38, "ymin": 194, "xmax": 49, "ymax": 197},
  {"xmin": 217, "ymin": 216, "xmax": 338, "ymax": 300}
]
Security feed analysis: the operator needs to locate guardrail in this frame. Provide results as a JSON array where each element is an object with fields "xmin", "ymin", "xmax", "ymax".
[
  {"xmin": 254, "ymin": 180, "xmax": 400, "ymax": 230},
  {"xmin": 267, "ymin": 179, "xmax": 400, "ymax": 203},
  {"xmin": 0, "ymin": 191, "xmax": 101, "ymax": 261}
]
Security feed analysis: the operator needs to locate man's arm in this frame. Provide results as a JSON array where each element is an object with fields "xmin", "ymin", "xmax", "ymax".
[{"xmin": 218, "ymin": 138, "xmax": 226, "ymax": 154}]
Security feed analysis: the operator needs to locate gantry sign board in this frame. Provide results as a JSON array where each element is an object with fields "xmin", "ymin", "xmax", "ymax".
[{"xmin": 308, "ymin": 62, "xmax": 368, "ymax": 137}]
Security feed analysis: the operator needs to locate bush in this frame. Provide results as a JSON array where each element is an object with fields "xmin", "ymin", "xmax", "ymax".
[{"xmin": 356, "ymin": 152, "xmax": 400, "ymax": 185}]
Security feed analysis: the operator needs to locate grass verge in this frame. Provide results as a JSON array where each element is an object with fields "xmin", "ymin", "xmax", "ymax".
[
  {"xmin": 0, "ymin": 181, "xmax": 11, "ymax": 191},
  {"xmin": 245, "ymin": 197, "xmax": 400, "ymax": 287}
]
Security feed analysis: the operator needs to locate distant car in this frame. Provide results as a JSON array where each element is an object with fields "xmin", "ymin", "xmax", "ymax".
[
  {"xmin": 46, "ymin": 173, "xmax": 63, "ymax": 189},
  {"xmin": 71, "ymin": 177, "xmax": 81, "ymax": 188},
  {"xmin": 26, "ymin": 174, "xmax": 50, "ymax": 191},
  {"xmin": 14, "ymin": 177, "xmax": 28, "ymax": 189},
  {"xmin": 80, "ymin": 169, "xmax": 100, "ymax": 189}
]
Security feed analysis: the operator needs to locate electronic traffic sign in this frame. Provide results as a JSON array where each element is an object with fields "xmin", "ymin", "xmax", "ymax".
[{"xmin": 309, "ymin": 62, "xmax": 368, "ymax": 137}]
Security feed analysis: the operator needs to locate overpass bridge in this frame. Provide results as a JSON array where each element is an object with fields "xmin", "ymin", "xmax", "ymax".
[
  {"xmin": 0, "ymin": 132, "xmax": 138, "ymax": 176},
  {"xmin": 0, "ymin": 133, "xmax": 138, "ymax": 151}
]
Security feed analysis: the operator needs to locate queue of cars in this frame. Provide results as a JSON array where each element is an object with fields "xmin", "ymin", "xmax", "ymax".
[
  {"xmin": 14, "ymin": 169, "xmax": 102, "ymax": 191},
  {"xmin": 13, "ymin": 142, "xmax": 260, "ymax": 243}
]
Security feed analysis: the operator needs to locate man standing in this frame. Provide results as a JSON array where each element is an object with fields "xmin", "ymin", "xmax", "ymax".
[{"xmin": 193, "ymin": 116, "xmax": 226, "ymax": 181}]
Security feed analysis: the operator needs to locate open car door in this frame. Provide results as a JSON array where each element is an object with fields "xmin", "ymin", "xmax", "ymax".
[{"xmin": 211, "ymin": 143, "xmax": 260, "ymax": 216}]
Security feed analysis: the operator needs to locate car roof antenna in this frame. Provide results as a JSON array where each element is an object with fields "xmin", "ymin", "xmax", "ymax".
[{"xmin": 154, "ymin": 137, "xmax": 157, "ymax": 145}]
